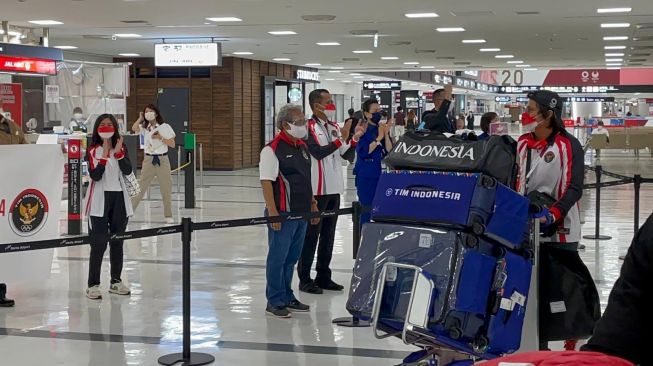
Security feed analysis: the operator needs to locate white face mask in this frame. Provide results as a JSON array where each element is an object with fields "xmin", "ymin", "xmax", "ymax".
[
  {"xmin": 145, "ymin": 112, "xmax": 157, "ymax": 122},
  {"xmin": 325, "ymin": 109, "xmax": 336, "ymax": 121},
  {"xmin": 74, "ymin": 113, "xmax": 83, "ymax": 120},
  {"xmin": 286, "ymin": 123, "xmax": 307, "ymax": 139}
]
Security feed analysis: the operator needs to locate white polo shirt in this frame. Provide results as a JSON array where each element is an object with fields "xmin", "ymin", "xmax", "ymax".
[{"xmin": 141, "ymin": 123, "xmax": 176, "ymax": 155}]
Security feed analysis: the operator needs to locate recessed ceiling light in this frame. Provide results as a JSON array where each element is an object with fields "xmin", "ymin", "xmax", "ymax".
[
  {"xmin": 420, "ymin": 66, "xmax": 435, "ymax": 69},
  {"xmin": 268, "ymin": 31, "xmax": 297, "ymax": 35},
  {"xmin": 606, "ymin": 67, "xmax": 621, "ymax": 70},
  {"xmin": 54, "ymin": 45, "xmax": 78, "ymax": 50},
  {"xmin": 381, "ymin": 56, "xmax": 399, "ymax": 60},
  {"xmin": 206, "ymin": 17, "xmax": 242, "ymax": 22},
  {"xmin": 113, "ymin": 33, "xmax": 142, "ymax": 38},
  {"xmin": 328, "ymin": 71, "xmax": 341, "ymax": 73},
  {"xmin": 272, "ymin": 58, "xmax": 291, "ymax": 61},
  {"xmin": 479, "ymin": 48, "xmax": 501, "ymax": 52},
  {"xmin": 403, "ymin": 61, "xmax": 420, "ymax": 65},
  {"xmin": 405, "ymin": 12, "xmax": 439, "ymax": 18},
  {"xmin": 507, "ymin": 60, "xmax": 524, "ymax": 64},
  {"xmin": 605, "ymin": 58, "xmax": 623, "ymax": 62},
  {"xmin": 353, "ymin": 76, "xmax": 365, "ymax": 79},
  {"xmin": 462, "ymin": 39, "xmax": 486, "ymax": 44},
  {"xmin": 605, "ymin": 53, "xmax": 625, "ymax": 57},
  {"xmin": 349, "ymin": 73, "xmax": 362, "ymax": 76},
  {"xmin": 523, "ymin": 68, "xmax": 538, "ymax": 71},
  {"xmin": 436, "ymin": 27, "xmax": 466, "ymax": 32},
  {"xmin": 324, "ymin": 78, "xmax": 336, "ymax": 81},
  {"xmin": 601, "ymin": 23, "xmax": 630, "ymax": 28},
  {"xmin": 603, "ymin": 36, "xmax": 629, "ymax": 41},
  {"xmin": 305, "ymin": 63, "xmax": 321, "ymax": 66},
  {"xmin": 342, "ymin": 80, "xmax": 352, "ymax": 83},
  {"xmin": 597, "ymin": 7, "xmax": 632, "ymax": 13},
  {"xmin": 353, "ymin": 50, "xmax": 373, "ymax": 54},
  {"xmin": 330, "ymin": 66, "xmax": 344, "ymax": 69},
  {"xmin": 605, "ymin": 45, "xmax": 627, "ymax": 49},
  {"xmin": 119, "ymin": 53, "xmax": 140, "ymax": 57},
  {"xmin": 28, "ymin": 20, "xmax": 63, "ymax": 25},
  {"xmin": 495, "ymin": 55, "xmax": 514, "ymax": 58},
  {"xmin": 317, "ymin": 42, "xmax": 340, "ymax": 46},
  {"xmin": 606, "ymin": 63, "xmax": 623, "ymax": 66},
  {"xmin": 233, "ymin": 51, "xmax": 253, "ymax": 55},
  {"xmin": 516, "ymin": 64, "xmax": 531, "ymax": 68}
]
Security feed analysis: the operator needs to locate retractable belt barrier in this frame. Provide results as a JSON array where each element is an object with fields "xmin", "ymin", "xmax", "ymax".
[{"xmin": 0, "ymin": 205, "xmax": 361, "ymax": 366}]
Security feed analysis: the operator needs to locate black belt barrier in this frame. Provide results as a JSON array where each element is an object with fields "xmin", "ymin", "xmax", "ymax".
[{"xmin": 0, "ymin": 205, "xmax": 361, "ymax": 366}]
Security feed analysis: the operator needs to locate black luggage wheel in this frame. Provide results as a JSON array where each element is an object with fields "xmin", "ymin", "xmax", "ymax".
[
  {"xmin": 464, "ymin": 235, "xmax": 479, "ymax": 248},
  {"xmin": 472, "ymin": 222, "xmax": 486, "ymax": 236},
  {"xmin": 480, "ymin": 175, "xmax": 497, "ymax": 189},
  {"xmin": 448, "ymin": 327, "xmax": 463, "ymax": 340},
  {"xmin": 522, "ymin": 249, "xmax": 535, "ymax": 261},
  {"xmin": 472, "ymin": 335, "xmax": 490, "ymax": 353}
]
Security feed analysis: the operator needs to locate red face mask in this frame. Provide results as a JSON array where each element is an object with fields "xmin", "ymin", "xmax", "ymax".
[{"xmin": 98, "ymin": 126, "xmax": 115, "ymax": 140}]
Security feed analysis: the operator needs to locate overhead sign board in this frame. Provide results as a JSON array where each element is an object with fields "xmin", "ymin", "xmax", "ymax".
[
  {"xmin": 296, "ymin": 69, "xmax": 320, "ymax": 82},
  {"xmin": 495, "ymin": 96, "xmax": 512, "ymax": 103},
  {"xmin": 0, "ymin": 55, "xmax": 57, "ymax": 75},
  {"xmin": 362, "ymin": 80, "xmax": 402, "ymax": 90},
  {"xmin": 154, "ymin": 43, "xmax": 221, "ymax": 67},
  {"xmin": 563, "ymin": 96, "xmax": 615, "ymax": 103}
]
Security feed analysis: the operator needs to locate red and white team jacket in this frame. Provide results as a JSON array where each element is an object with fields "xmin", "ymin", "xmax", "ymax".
[
  {"xmin": 306, "ymin": 116, "xmax": 356, "ymax": 196},
  {"xmin": 516, "ymin": 131, "xmax": 584, "ymax": 243}
]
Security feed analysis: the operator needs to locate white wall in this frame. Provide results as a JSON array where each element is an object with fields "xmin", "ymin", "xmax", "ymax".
[{"xmin": 305, "ymin": 80, "xmax": 362, "ymax": 113}]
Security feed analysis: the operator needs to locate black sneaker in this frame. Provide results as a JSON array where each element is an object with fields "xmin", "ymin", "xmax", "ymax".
[
  {"xmin": 287, "ymin": 300, "xmax": 310, "ymax": 312},
  {"xmin": 317, "ymin": 279, "xmax": 344, "ymax": 291},
  {"xmin": 299, "ymin": 281, "xmax": 323, "ymax": 294},
  {"xmin": 266, "ymin": 305, "xmax": 291, "ymax": 318},
  {"xmin": 0, "ymin": 297, "xmax": 14, "ymax": 308}
]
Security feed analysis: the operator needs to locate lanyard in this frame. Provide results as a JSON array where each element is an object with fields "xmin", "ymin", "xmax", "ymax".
[{"xmin": 525, "ymin": 148, "xmax": 545, "ymax": 194}]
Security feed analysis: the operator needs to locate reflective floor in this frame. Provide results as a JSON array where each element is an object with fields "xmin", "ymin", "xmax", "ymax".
[{"xmin": 1, "ymin": 149, "xmax": 652, "ymax": 366}]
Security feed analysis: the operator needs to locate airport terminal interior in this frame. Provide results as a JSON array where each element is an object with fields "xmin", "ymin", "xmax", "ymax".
[{"xmin": 1, "ymin": 1, "xmax": 653, "ymax": 365}]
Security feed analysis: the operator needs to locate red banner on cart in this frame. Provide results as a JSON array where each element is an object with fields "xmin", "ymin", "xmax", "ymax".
[{"xmin": 0, "ymin": 83, "xmax": 23, "ymax": 127}]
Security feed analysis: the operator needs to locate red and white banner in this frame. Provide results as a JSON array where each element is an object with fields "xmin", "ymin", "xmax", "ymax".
[
  {"xmin": 0, "ymin": 55, "xmax": 57, "ymax": 75},
  {"xmin": 488, "ymin": 68, "xmax": 653, "ymax": 87},
  {"xmin": 0, "ymin": 83, "xmax": 23, "ymax": 127}
]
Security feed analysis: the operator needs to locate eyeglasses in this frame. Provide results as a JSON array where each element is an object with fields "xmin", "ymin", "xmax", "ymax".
[{"xmin": 288, "ymin": 118, "xmax": 307, "ymax": 126}]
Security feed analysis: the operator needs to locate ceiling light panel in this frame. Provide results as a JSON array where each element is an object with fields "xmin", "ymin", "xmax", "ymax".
[
  {"xmin": 480, "ymin": 48, "xmax": 500, "ymax": 52},
  {"xmin": 268, "ymin": 31, "xmax": 297, "ymax": 35},
  {"xmin": 233, "ymin": 51, "xmax": 253, "ymax": 55},
  {"xmin": 353, "ymin": 50, "xmax": 373, "ymax": 54},
  {"xmin": 403, "ymin": 61, "xmax": 420, "ymax": 65},
  {"xmin": 113, "ymin": 33, "xmax": 142, "ymax": 38},
  {"xmin": 462, "ymin": 39, "xmax": 486, "ymax": 44},
  {"xmin": 495, "ymin": 55, "xmax": 514, "ymax": 58},
  {"xmin": 119, "ymin": 53, "xmax": 140, "ymax": 56},
  {"xmin": 405, "ymin": 12, "xmax": 439, "ymax": 18},
  {"xmin": 507, "ymin": 60, "xmax": 524, "ymax": 64},
  {"xmin": 597, "ymin": 7, "xmax": 632, "ymax": 13},
  {"xmin": 603, "ymin": 36, "xmax": 629, "ymax": 41},
  {"xmin": 605, "ymin": 53, "xmax": 625, "ymax": 56},
  {"xmin": 436, "ymin": 27, "xmax": 465, "ymax": 32},
  {"xmin": 206, "ymin": 17, "xmax": 242, "ymax": 22},
  {"xmin": 28, "ymin": 20, "xmax": 63, "ymax": 25},
  {"xmin": 381, "ymin": 56, "xmax": 399, "ymax": 60},
  {"xmin": 601, "ymin": 23, "xmax": 630, "ymax": 28},
  {"xmin": 316, "ymin": 42, "xmax": 340, "ymax": 46},
  {"xmin": 605, "ymin": 58, "xmax": 624, "ymax": 62},
  {"xmin": 305, "ymin": 63, "xmax": 321, "ymax": 66},
  {"xmin": 54, "ymin": 45, "xmax": 78, "ymax": 49},
  {"xmin": 272, "ymin": 58, "xmax": 291, "ymax": 61},
  {"xmin": 604, "ymin": 45, "xmax": 627, "ymax": 49}
]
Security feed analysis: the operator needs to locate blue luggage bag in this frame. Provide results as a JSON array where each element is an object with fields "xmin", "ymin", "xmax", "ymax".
[
  {"xmin": 346, "ymin": 223, "xmax": 532, "ymax": 357},
  {"xmin": 371, "ymin": 171, "xmax": 530, "ymax": 250}
]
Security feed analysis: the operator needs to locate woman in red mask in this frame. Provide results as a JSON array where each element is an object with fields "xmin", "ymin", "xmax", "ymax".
[
  {"xmin": 84, "ymin": 114, "xmax": 134, "ymax": 300},
  {"xmin": 516, "ymin": 90, "xmax": 600, "ymax": 351}
]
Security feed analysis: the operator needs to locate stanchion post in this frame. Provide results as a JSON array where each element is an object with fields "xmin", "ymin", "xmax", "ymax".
[
  {"xmin": 332, "ymin": 201, "xmax": 370, "ymax": 328},
  {"xmin": 177, "ymin": 147, "xmax": 181, "ymax": 194},
  {"xmin": 634, "ymin": 174, "xmax": 641, "ymax": 233},
  {"xmin": 158, "ymin": 218, "xmax": 215, "ymax": 366},
  {"xmin": 199, "ymin": 143, "xmax": 204, "ymax": 188},
  {"xmin": 184, "ymin": 150, "xmax": 195, "ymax": 209},
  {"xmin": 352, "ymin": 201, "xmax": 362, "ymax": 260},
  {"xmin": 583, "ymin": 165, "xmax": 612, "ymax": 241}
]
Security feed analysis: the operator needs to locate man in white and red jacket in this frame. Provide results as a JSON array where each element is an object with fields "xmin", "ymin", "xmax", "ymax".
[{"xmin": 297, "ymin": 89, "xmax": 360, "ymax": 294}]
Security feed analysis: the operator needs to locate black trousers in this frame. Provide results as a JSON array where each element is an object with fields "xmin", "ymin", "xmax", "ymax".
[
  {"xmin": 88, "ymin": 191, "xmax": 129, "ymax": 287},
  {"xmin": 297, "ymin": 194, "xmax": 340, "ymax": 284}
]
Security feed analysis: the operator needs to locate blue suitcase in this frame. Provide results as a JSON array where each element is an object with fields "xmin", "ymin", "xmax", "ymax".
[
  {"xmin": 346, "ymin": 223, "xmax": 532, "ymax": 357},
  {"xmin": 371, "ymin": 171, "xmax": 530, "ymax": 250}
]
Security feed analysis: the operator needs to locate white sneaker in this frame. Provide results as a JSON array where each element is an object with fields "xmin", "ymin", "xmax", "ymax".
[
  {"xmin": 109, "ymin": 281, "xmax": 131, "ymax": 296},
  {"xmin": 165, "ymin": 217, "xmax": 175, "ymax": 225},
  {"xmin": 86, "ymin": 285, "xmax": 102, "ymax": 300}
]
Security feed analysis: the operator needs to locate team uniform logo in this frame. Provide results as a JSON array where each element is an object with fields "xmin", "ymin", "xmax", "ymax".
[
  {"xmin": 8, "ymin": 189, "xmax": 49, "ymax": 237},
  {"xmin": 544, "ymin": 151, "xmax": 555, "ymax": 163}
]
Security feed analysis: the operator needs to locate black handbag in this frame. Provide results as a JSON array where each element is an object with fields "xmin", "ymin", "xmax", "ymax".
[
  {"xmin": 538, "ymin": 245, "xmax": 601, "ymax": 341},
  {"xmin": 384, "ymin": 131, "xmax": 518, "ymax": 188}
]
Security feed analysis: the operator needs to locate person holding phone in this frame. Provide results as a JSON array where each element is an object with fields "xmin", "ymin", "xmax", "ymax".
[
  {"xmin": 84, "ymin": 114, "xmax": 134, "ymax": 300},
  {"xmin": 131, "ymin": 104, "xmax": 176, "ymax": 224}
]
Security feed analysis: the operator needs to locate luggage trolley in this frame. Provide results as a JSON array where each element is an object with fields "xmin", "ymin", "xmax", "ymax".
[{"xmin": 369, "ymin": 221, "xmax": 541, "ymax": 366}]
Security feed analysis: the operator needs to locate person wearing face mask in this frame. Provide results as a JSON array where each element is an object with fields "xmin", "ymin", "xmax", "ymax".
[
  {"xmin": 84, "ymin": 114, "xmax": 134, "ymax": 300},
  {"xmin": 259, "ymin": 104, "xmax": 319, "ymax": 318},
  {"xmin": 298, "ymin": 89, "xmax": 360, "ymax": 294},
  {"xmin": 591, "ymin": 120, "xmax": 610, "ymax": 158},
  {"xmin": 131, "ymin": 104, "xmax": 176, "ymax": 224},
  {"xmin": 478, "ymin": 112, "xmax": 499, "ymax": 140},
  {"xmin": 354, "ymin": 98, "xmax": 393, "ymax": 227},
  {"xmin": 69, "ymin": 107, "xmax": 87, "ymax": 133},
  {"xmin": 421, "ymin": 84, "xmax": 455, "ymax": 134},
  {"xmin": 515, "ymin": 90, "xmax": 599, "ymax": 351}
]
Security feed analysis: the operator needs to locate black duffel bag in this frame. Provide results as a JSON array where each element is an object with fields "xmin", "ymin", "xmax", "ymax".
[
  {"xmin": 539, "ymin": 244, "xmax": 601, "ymax": 341},
  {"xmin": 384, "ymin": 131, "xmax": 518, "ymax": 188}
]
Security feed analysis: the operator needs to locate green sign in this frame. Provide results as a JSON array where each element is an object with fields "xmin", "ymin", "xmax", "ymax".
[{"xmin": 183, "ymin": 132, "xmax": 196, "ymax": 150}]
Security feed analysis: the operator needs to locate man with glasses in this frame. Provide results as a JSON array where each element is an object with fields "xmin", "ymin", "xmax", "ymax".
[
  {"xmin": 422, "ymin": 84, "xmax": 454, "ymax": 134},
  {"xmin": 298, "ymin": 89, "xmax": 357, "ymax": 294},
  {"xmin": 259, "ymin": 104, "xmax": 319, "ymax": 318}
]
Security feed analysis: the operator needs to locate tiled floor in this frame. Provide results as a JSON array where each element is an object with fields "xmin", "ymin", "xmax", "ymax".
[{"xmin": 1, "ymin": 149, "xmax": 651, "ymax": 366}]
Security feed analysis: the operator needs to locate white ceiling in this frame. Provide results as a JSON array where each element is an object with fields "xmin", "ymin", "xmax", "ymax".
[{"xmin": 2, "ymin": 0, "xmax": 653, "ymax": 71}]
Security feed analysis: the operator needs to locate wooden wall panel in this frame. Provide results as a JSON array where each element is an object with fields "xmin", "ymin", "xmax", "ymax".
[
  {"xmin": 241, "ymin": 59, "xmax": 253, "ymax": 166},
  {"xmin": 211, "ymin": 58, "xmax": 234, "ymax": 169},
  {"xmin": 251, "ymin": 61, "xmax": 262, "ymax": 164},
  {"xmin": 191, "ymin": 78, "xmax": 212, "ymax": 168},
  {"xmin": 232, "ymin": 58, "xmax": 243, "ymax": 169},
  {"xmin": 157, "ymin": 78, "xmax": 190, "ymax": 88}
]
